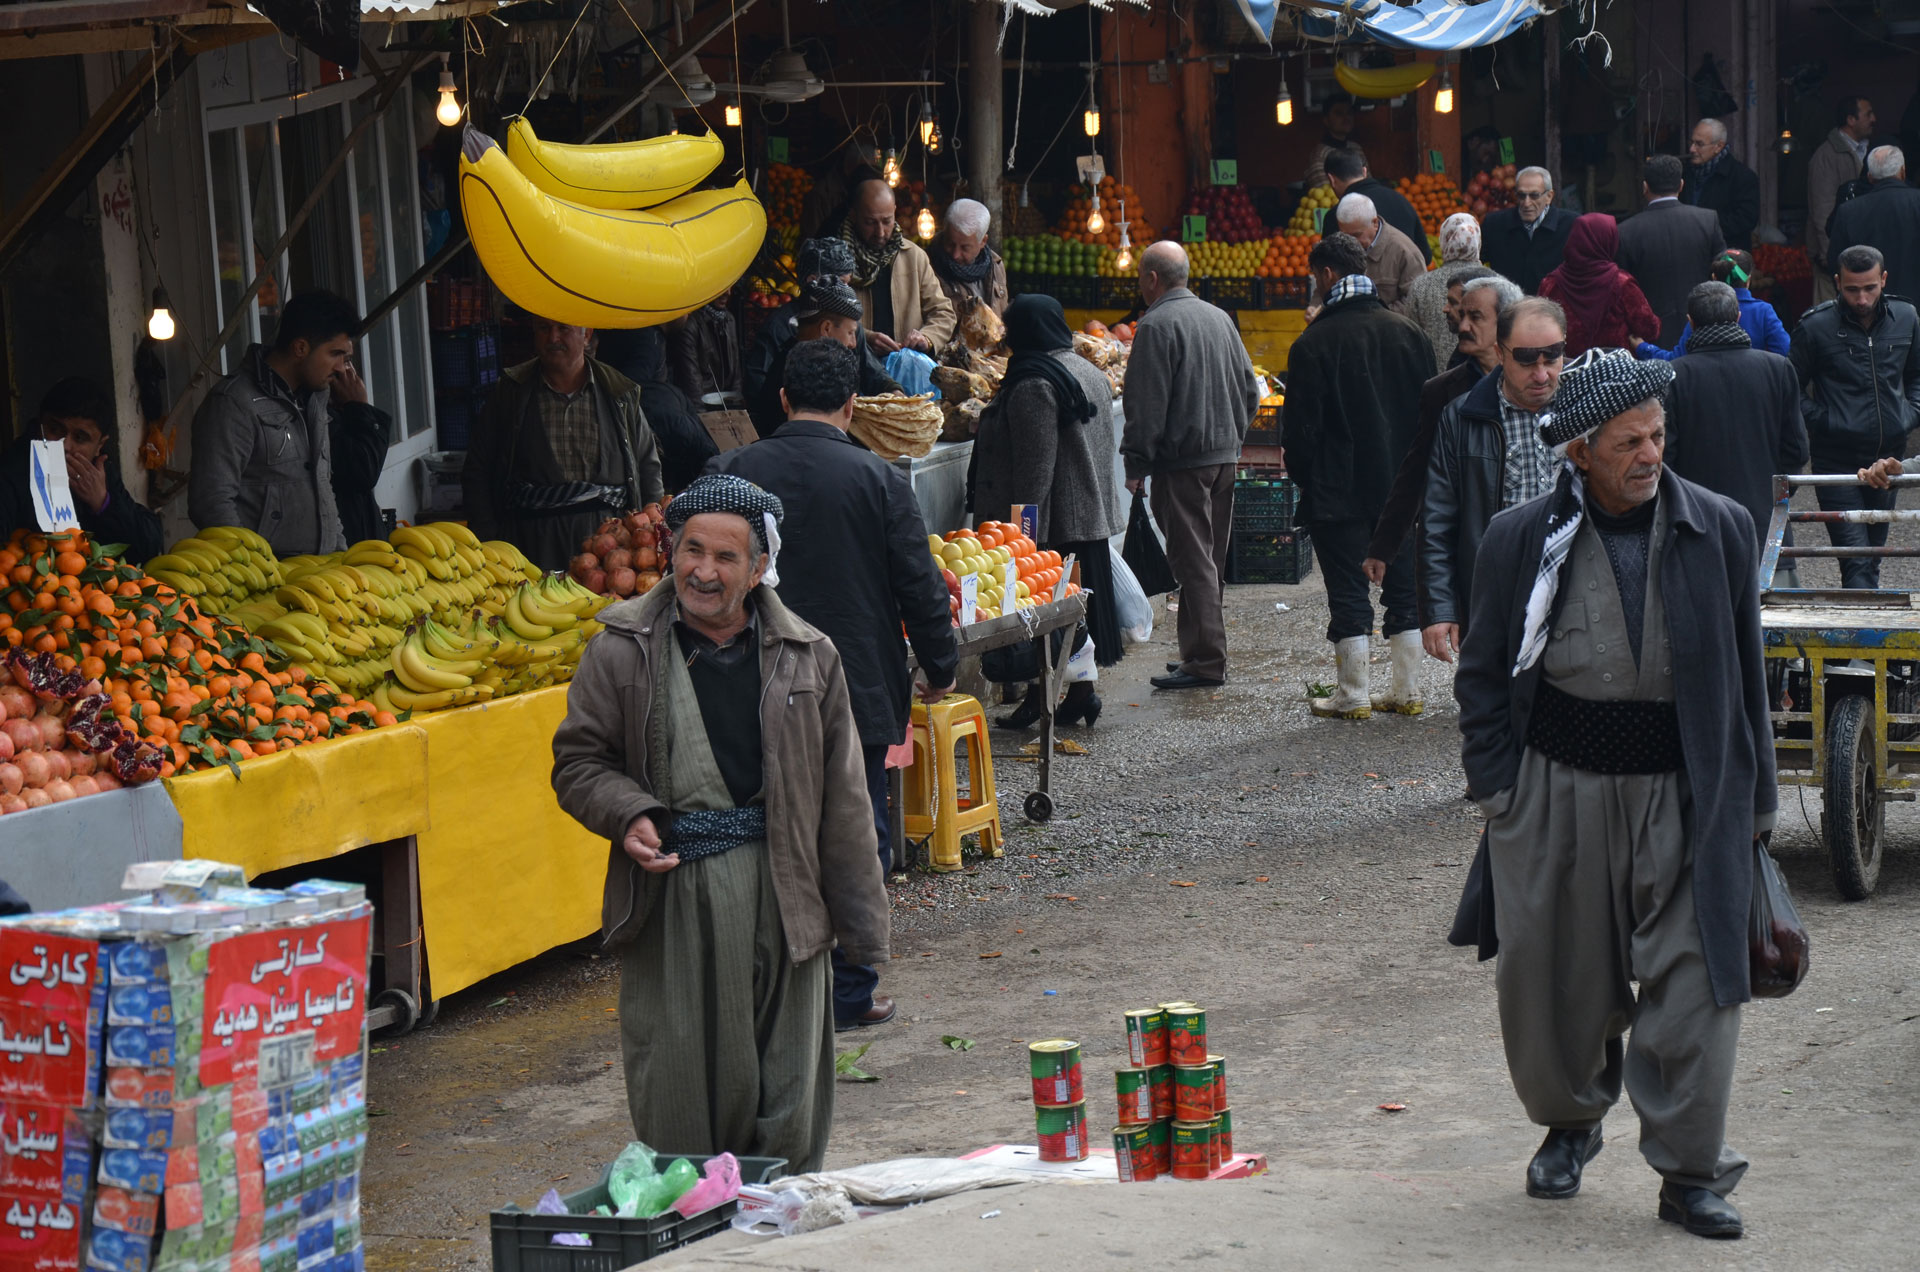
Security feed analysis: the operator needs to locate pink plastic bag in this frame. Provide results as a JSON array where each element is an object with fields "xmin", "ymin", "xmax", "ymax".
[{"xmin": 671, "ymin": 1153, "xmax": 742, "ymax": 1218}]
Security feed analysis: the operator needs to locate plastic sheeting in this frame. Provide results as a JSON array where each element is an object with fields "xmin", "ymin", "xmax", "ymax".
[{"xmin": 1293, "ymin": 0, "xmax": 1550, "ymax": 51}]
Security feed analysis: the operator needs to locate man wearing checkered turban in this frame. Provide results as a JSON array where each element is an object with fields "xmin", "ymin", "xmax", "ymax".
[
  {"xmin": 553, "ymin": 471, "xmax": 890, "ymax": 1174},
  {"xmin": 1449, "ymin": 348, "xmax": 1778, "ymax": 1239}
]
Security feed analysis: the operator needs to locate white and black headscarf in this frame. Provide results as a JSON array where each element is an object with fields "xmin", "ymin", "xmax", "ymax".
[
  {"xmin": 1513, "ymin": 351, "xmax": 1675, "ymax": 675},
  {"xmin": 665, "ymin": 474, "xmax": 787, "ymax": 585}
]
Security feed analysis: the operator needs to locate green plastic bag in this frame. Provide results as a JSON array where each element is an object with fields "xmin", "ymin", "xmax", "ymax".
[{"xmin": 606, "ymin": 1143, "xmax": 701, "ymax": 1219}]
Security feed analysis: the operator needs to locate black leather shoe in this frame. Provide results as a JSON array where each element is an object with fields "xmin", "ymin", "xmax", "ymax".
[
  {"xmin": 995, "ymin": 684, "xmax": 1047, "ymax": 730},
  {"xmin": 1526, "ymin": 1128, "xmax": 1603, "ymax": 1199},
  {"xmin": 1658, "ymin": 1183, "xmax": 1743, "ymax": 1238},
  {"xmin": 834, "ymin": 995, "xmax": 897, "ymax": 1033},
  {"xmin": 1166, "ymin": 662, "xmax": 1182, "ymax": 673},
  {"xmin": 1151, "ymin": 672, "xmax": 1224, "ymax": 690}
]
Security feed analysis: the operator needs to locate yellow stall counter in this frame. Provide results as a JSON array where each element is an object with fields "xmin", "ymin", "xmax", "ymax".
[
  {"xmin": 412, "ymin": 684, "xmax": 607, "ymax": 998},
  {"xmin": 1238, "ymin": 308, "xmax": 1311, "ymax": 374},
  {"xmin": 165, "ymin": 722, "xmax": 430, "ymax": 878}
]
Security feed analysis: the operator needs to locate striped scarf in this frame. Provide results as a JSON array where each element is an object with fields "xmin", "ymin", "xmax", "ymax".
[{"xmin": 842, "ymin": 220, "xmax": 905, "ymax": 290}]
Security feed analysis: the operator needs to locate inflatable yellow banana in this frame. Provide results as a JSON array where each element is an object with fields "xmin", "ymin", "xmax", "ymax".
[
  {"xmin": 459, "ymin": 128, "xmax": 766, "ymax": 329},
  {"xmin": 1333, "ymin": 60, "xmax": 1436, "ymax": 100},
  {"xmin": 503, "ymin": 116, "xmax": 725, "ymax": 210}
]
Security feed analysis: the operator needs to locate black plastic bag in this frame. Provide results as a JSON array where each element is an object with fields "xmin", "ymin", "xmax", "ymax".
[
  {"xmin": 1749, "ymin": 836, "xmax": 1810, "ymax": 998},
  {"xmin": 1122, "ymin": 491, "xmax": 1177, "ymax": 597}
]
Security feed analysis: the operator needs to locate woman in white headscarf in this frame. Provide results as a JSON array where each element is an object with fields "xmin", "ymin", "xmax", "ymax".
[{"xmin": 1403, "ymin": 212, "xmax": 1488, "ymax": 373}]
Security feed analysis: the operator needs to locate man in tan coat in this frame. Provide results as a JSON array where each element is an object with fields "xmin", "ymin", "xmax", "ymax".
[
  {"xmin": 1333, "ymin": 193, "xmax": 1426, "ymax": 315},
  {"xmin": 843, "ymin": 179, "xmax": 957, "ymax": 356},
  {"xmin": 1808, "ymin": 95, "xmax": 1876, "ymax": 301},
  {"xmin": 552, "ymin": 473, "xmax": 889, "ymax": 1173}
]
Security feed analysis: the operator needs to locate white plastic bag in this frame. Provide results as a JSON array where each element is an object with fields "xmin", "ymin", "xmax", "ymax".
[
  {"xmin": 1109, "ymin": 553, "xmax": 1154, "ymax": 645},
  {"xmin": 1064, "ymin": 633, "xmax": 1098, "ymax": 683}
]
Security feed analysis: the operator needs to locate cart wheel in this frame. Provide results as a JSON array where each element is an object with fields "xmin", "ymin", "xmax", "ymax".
[
  {"xmin": 1024, "ymin": 790, "xmax": 1054, "ymax": 822},
  {"xmin": 417, "ymin": 998, "xmax": 442, "ymax": 1029},
  {"xmin": 373, "ymin": 988, "xmax": 420, "ymax": 1038},
  {"xmin": 1824, "ymin": 693, "xmax": 1883, "ymax": 901}
]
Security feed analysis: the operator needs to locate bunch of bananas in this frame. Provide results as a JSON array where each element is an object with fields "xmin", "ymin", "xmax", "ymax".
[
  {"xmin": 370, "ymin": 575, "xmax": 611, "ymax": 713},
  {"xmin": 144, "ymin": 527, "xmax": 284, "ymax": 609}
]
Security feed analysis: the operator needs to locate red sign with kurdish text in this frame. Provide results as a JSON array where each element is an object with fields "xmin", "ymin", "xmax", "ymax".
[
  {"xmin": 200, "ymin": 918, "xmax": 369, "ymax": 1087},
  {"xmin": 0, "ymin": 1193, "xmax": 81, "ymax": 1271},
  {"xmin": 0, "ymin": 933, "xmax": 100, "ymax": 1107}
]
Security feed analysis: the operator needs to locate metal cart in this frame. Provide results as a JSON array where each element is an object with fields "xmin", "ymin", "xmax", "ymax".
[{"xmin": 1760, "ymin": 473, "xmax": 1920, "ymax": 899}]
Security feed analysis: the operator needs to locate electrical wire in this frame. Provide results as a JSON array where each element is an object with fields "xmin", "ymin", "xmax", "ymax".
[
  {"xmin": 1005, "ymin": 14, "xmax": 1028, "ymax": 170},
  {"xmin": 520, "ymin": 0, "xmax": 593, "ymax": 116}
]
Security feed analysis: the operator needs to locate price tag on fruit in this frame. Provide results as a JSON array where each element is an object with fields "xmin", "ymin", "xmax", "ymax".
[
  {"xmin": 767, "ymin": 136, "xmax": 790, "ymax": 163},
  {"xmin": 960, "ymin": 573, "xmax": 979, "ymax": 625},
  {"xmin": 1211, "ymin": 159, "xmax": 1238, "ymax": 186},
  {"xmin": 1498, "ymin": 136, "xmax": 1515, "ymax": 165},
  {"xmin": 1181, "ymin": 214, "xmax": 1207, "ymax": 243},
  {"xmin": 1313, "ymin": 207, "xmax": 1328, "ymax": 234}
]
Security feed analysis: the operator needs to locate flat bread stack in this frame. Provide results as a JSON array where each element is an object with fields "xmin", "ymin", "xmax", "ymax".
[{"xmin": 850, "ymin": 393, "xmax": 944, "ymax": 459}]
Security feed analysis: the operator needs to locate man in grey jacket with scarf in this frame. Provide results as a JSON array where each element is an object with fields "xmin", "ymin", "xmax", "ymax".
[{"xmin": 1454, "ymin": 352, "xmax": 1774, "ymax": 1240}]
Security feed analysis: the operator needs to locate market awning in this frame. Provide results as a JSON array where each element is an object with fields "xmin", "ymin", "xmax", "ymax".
[{"xmin": 1238, "ymin": 0, "xmax": 1551, "ymax": 50}]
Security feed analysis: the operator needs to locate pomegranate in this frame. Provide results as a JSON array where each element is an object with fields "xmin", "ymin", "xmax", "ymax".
[
  {"xmin": 4, "ymin": 720, "xmax": 39, "ymax": 754},
  {"xmin": 91, "ymin": 771, "xmax": 123, "ymax": 793},
  {"xmin": 634, "ymin": 547, "xmax": 659, "ymax": 572},
  {"xmin": 32, "ymin": 712, "xmax": 65, "ymax": 750},
  {"xmin": 43, "ymin": 751, "xmax": 70, "ymax": 782},
  {"xmin": 0, "ymin": 795, "xmax": 25, "ymax": 815},
  {"xmin": 0, "ymin": 763, "xmax": 20, "ymax": 795},
  {"xmin": 68, "ymin": 775, "xmax": 97, "ymax": 798},
  {"xmin": 21, "ymin": 788, "xmax": 49, "ymax": 809},
  {"xmin": 633, "ymin": 526, "xmax": 658, "ymax": 548},
  {"xmin": 7, "ymin": 650, "xmax": 82, "ymax": 700},
  {"xmin": 604, "ymin": 548, "xmax": 633, "ymax": 572},
  {"xmin": 43, "ymin": 779, "xmax": 74, "ymax": 803},
  {"xmin": 69, "ymin": 750, "xmax": 95, "ymax": 777},
  {"xmin": 609, "ymin": 567, "xmax": 638, "ymax": 596},
  {"xmin": 0, "ymin": 730, "xmax": 11, "ymax": 763},
  {"xmin": 16, "ymin": 752, "xmax": 50, "ymax": 788},
  {"xmin": 591, "ymin": 534, "xmax": 619, "ymax": 558},
  {"xmin": 584, "ymin": 569, "xmax": 608, "ymax": 594},
  {"xmin": 0, "ymin": 686, "xmax": 27, "ymax": 719},
  {"xmin": 613, "ymin": 527, "xmax": 633, "ymax": 549},
  {"xmin": 635, "ymin": 570, "xmax": 663, "ymax": 593},
  {"xmin": 108, "ymin": 737, "xmax": 164, "ymax": 785}
]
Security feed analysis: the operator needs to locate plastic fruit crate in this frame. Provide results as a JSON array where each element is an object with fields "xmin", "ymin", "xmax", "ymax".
[
  {"xmin": 1232, "ymin": 527, "xmax": 1313, "ymax": 584},
  {"xmin": 1207, "ymin": 276, "xmax": 1259, "ymax": 311},
  {"xmin": 1258, "ymin": 277, "xmax": 1311, "ymax": 309},
  {"xmin": 1232, "ymin": 473, "xmax": 1300, "ymax": 532},
  {"xmin": 1245, "ymin": 402, "xmax": 1283, "ymax": 449},
  {"xmin": 489, "ymin": 1154, "xmax": 787, "ymax": 1272},
  {"xmin": 1097, "ymin": 276, "xmax": 1141, "ymax": 309}
]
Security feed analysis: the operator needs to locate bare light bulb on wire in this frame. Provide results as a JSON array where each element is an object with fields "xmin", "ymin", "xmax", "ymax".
[
  {"xmin": 1276, "ymin": 76, "xmax": 1293, "ymax": 127},
  {"xmin": 435, "ymin": 54, "xmax": 462, "ymax": 127},
  {"xmin": 1434, "ymin": 69, "xmax": 1454, "ymax": 115},
  {"xmin": 883, "ymin": 149, "xmax": 901, "ymax": 188},
  {"xmin": 146, "ymin": 287, "xmax": 175, "ymax": 341},
  {"xmin": 919, "ymin": 102, "xmax": 936, "ymax": 147},
  {"xmin": 1083, "ymin": 103, "xmax": 1101, "ymax": 138},
  {"xmin": 916, "ymin": 205, "xmax": 936, "ymax": 240},
  {"xmin": 1086, "ymin": 194, "xmax": 1106, "ymax": 237},
  {"xmin": 725, "ymin": 101, "xmax": 742, "ymax": 127}
]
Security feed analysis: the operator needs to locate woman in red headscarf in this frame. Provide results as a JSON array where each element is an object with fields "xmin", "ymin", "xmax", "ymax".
[{"xmin": 1537, "ymin": 213, "xmax": 1662, "ymax": 355}]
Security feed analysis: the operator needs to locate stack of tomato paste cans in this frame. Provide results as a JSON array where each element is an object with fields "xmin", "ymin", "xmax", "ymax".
[
  {"xmin": 1026, "ymin": 1040, "xmax": 1087, "ymax": 1162},
  {"xmin": 1111, "ymin": 1002, "xmax": 1231, "ymax": 1181},
  {"xmin": 0, "ymin": 859, "xmax": 372, "ymax": 1272}
]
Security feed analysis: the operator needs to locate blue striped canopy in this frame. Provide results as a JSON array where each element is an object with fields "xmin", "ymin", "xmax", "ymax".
[{"xmin": 1235, "ymin": 0, "xmax": 1549, "ymax": 51}]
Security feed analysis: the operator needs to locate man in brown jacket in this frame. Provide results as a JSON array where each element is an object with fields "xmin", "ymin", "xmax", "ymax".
[
  {"xmin": 1332, "ymin": 194, "xmax": 1426, "ymax": 315},
  {"xmin": 552, "ymin": 473, "xmax": 889, "ymax": 1173},
  {"xmin": 844, "ymin": 179, "xmax": 957, "ymax": 356}
]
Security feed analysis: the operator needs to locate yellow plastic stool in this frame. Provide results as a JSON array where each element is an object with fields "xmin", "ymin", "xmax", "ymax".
[{"xmin": 903, "ymin": 693, "xmax": 1004, "ymax": 872}]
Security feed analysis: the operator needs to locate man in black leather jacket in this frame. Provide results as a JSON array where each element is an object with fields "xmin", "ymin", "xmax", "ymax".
[
  {"xmin": 1418, "ymin": 298, "xmax": 1567, "ymax": 661},
  {"xmin": 1788, "ymin": 244, "xmax": 1920, "ymax": 588}
]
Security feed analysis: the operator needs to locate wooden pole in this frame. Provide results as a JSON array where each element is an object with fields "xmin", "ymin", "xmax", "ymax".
[
  {"xmin": 1541, "ymin": 12, "xmax": 1561, "ymax": 185},
  {"xmin": 967, "ymin": 0, "xmax": 1004, "ymax": 242}
]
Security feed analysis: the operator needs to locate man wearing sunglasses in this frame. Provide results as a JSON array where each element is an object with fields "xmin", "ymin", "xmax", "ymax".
[
  {"xmin": 1418, "ymin": 298, "xmax": 1568, "ymax": 664},
  {"xmin": 1481, "ymin": 167, "xmax": 1577, "ymax": 296}
]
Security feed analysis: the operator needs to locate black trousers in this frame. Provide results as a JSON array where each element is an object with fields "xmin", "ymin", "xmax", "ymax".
[
  {"xmin": 831, "ymin": 742, "xmax": 892, "ymax": 1022},
  {"xmin": 1309, "ymin": 517, "xmax": 1418, "ymax": 643},
  {"xmin": 1813, "ymin": 477, "xmax": 1896, "ymax": 589}
]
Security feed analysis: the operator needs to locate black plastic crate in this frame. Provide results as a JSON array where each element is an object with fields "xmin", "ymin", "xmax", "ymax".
[
  {"xmin": 1232, "ymin": 527, "xmax": 1314, "ymax": 584},
  {"xmin": 1206, "ymin": 276, "xmax": 1259, "ymax": 311},
  {"xmin": 1257, "ymin": 276, "xmax": 1311, "ymax": 309},
  {"xmin": 1233, "ymin": 473, "xmax": 1300, "ymax": 531},
  {"xmin": 1097, "ymin": 276, "xmax": 1141, "ymax": 310},
  {"xmin": 431, "ymin": 328, "xmax": 500, "ymax": 392},
  {"xmin": 1245, "ymin": 402, "xmax": 1282, "ymax": 449},
  {"xmin": 491, "ymin": 1154, "xmax": 787, "ymax": 1272},
  {"xmin": 434, "ymin": 390, "xmax": 491, "ymax": 452}
]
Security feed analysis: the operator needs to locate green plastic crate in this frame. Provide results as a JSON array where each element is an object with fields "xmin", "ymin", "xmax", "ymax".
[
  {"xmin": 490, "ymin": 1154, "xmax": 787, "ymax": 1272},
  {"xmin": 1232, "ymin": 528, "xmax": 1314, "ymax": 584}
]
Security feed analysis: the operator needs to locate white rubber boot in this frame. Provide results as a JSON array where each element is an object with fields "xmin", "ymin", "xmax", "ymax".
[
  {"xmin": 1371, "ymin": 630, "xmax": 1426, "ymax": 716},
  {"xmin": 1310, "ymin": 636, "xmax": 1373, "ymax": 719}
]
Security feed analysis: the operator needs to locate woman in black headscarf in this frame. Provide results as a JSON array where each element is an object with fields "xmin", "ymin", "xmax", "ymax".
[
  {"xmin": 594, "ymin": 326, "xmax": 718, "ymax": 494},
  {"xmin": 973, "ymin": 294, "xmax": 1125, "ymax": 729}
]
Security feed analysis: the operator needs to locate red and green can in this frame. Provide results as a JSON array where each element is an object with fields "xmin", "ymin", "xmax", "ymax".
[
  {"xmin": 1112, "ymin": 1124, "xmax": 1158, "ymax": 1182},
  {"xmin": 1035, "ymin": 1101, "xmax": 1088, "ymax": 1162},
  {"xmin": 1170, "ymin": 1120, "xmax": 1213, "ymax": 1180},
  {"xmin": 1206, "ymin": 1116, "xmax": 1224, "ymax": 1171},
  {"xmin": 1115, "ymin": 1068, "xmax": 1154, "ymax": 1125},
  {"xmin": 1148, "ymin": 1064, "xmax": 1174, "ymax": 1121},
  {"xmin": 1029, "ymin": 1040, "xmax": 1083, "ymax": 1106},
  {"xmin": 1214, "ymin": 1107, "xmax": 1234, "ymax": 1160},
  {"xmin": 1124, "ymin": 1008, "xmax": 1169, "ymax": 1067},
  {"xmin": 1207, "ymin": 1054, "xmax": 1228, "ymax": 1112},
  {"xmin": 1148, "ymin": 1117, "xmax": 1172, "ymax": 1176},
  {"xmin": 1172, "ymin": 1064, "xmax": 1215, "ymax": 1122},
  {"xmin": 1165, "ymin": 1005, "xmax": 1207, "ymax": 1066}
]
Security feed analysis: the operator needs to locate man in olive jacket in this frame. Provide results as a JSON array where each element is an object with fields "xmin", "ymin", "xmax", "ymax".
[{"xmin": 552, "ymin": 474, "xmax": 888, "ymax": 1173}]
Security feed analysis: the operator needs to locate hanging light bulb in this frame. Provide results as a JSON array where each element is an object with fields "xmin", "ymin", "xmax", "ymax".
[
  {"xmin": 435, "ymin": 53, "xmax": 462, "ymax": 128},
  {"xmin": 725, "ymin": 100, "xmax": 742, "ymax": 127},
  {"xmin": 1086, "ymin": 194, "xmax": 1106, "ymax": 237},
  {"xmin": 1778, "ymin": 127, "xmax": 1795, "ymax": 154},
  {"xmin": 1115, "ymin": 213, "xmax": 1133, "ymax": 272},
  {"xmin": 146, "ymin": 287, "xmax": 175, "ymax": 341},
  {"xmin": 1083, "ymin": 102, "xmax": 1102, "ymax": 138},
  {"xmin": 919, "ymin": 102, "xmax": 936, "ymax": 147},
  {"xmin": 884, "ymin": 149, "xmax": 901, "ymax": 188},
  {"xmin": 916, "ymin": 204, "xmax": 937, "ymax": 240},
  {"xmin": 1434, "ymin": 68, "xmax": 1454, "ymax": 115},
  {"xmin": 928, "ymin": 122, "xmax": 943, "ymax": 155},
  {"xmin": 1276, "ymin": 73, "xmax": 1293, "ymax": 127}
]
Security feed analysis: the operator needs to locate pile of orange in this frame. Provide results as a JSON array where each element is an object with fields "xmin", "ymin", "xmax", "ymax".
[
  {"xmin": 1395, "ymin": 172, "xmax": 1469, "ymax": 236},
  {"xmin": 1259, "ymin": 233, "xmax": 1320, "ymax": 279},
  {"xmin": 1055, "ymin": 175, "xmax": 1156, "ymax": 248},
  {"xmin": 969, "ymin": 521, "xmax": 1080, "ymax": 600},
  {"xmin": 766, "ymin": 162, "xmax": 813, "ymax": 230},
  {"xmin": 0, "ymin": 528, "xmax": 393, "ymax": 778}
]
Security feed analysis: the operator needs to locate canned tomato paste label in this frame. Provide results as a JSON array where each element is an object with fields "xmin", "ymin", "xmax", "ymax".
[
  {"xmin": 1148, "ymin": 1117, "xmax": 1172, "ymax": 1176},
  {"xmin": 1148, "ymin": 1065, "xmax": 1174, "ymax": 1121},
  {"xmin": 1206, "ymin": 1116, "xmax": 1224, "ymax": 1171},
  {"xmin": 1166, "ymin": 1007, "xmax": 1207, "ymax": 1066},
  {"xmin": 1029, "ymin": 1040, "xmax": 1083, "ymax": 1106},
  {"xmin": 1208, "ymin": 1054, "xmax": 1228, "ymax": 1112},
  {"xmin": 1215, "ymin": 1107, "xmax": 1234, "ymax": 1159},
  {"xmin": 1172, "ymin": 1065, "xmax": 1214, "ymax": 1122},
  {"xmin": 1171, "ymin": 1120, "xmax": 1212, "ymax": 1179},
  {"xmin": 1035, "ymin": 1102, "xmax": 1088, "ymax": 1162},
  {"xmin": 1115, "ymin": 1068, "xmax": 1154, "ymax": 1125},
  {"xmin": 1123, "ymin": 1009, "xmax": 1168, "ymax": 1067},
  {"xmin": 1112, "ymin": 1124, "xmax": 1157, "ymax": 1181}
]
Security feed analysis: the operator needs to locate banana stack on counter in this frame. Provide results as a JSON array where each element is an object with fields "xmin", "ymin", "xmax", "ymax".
[
  {"xmin": 144, "ymin": 527, "xmax": 285, "ymax": 608},
  {"xmin": 371, "ymin": 575, "xmax": 610, "ymax": 713}
]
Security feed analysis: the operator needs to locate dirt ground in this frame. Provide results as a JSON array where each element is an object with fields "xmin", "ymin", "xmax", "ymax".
[{"xmin": 362, "ymin": 577, "xmax": 1920, "ymax": 1271}]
